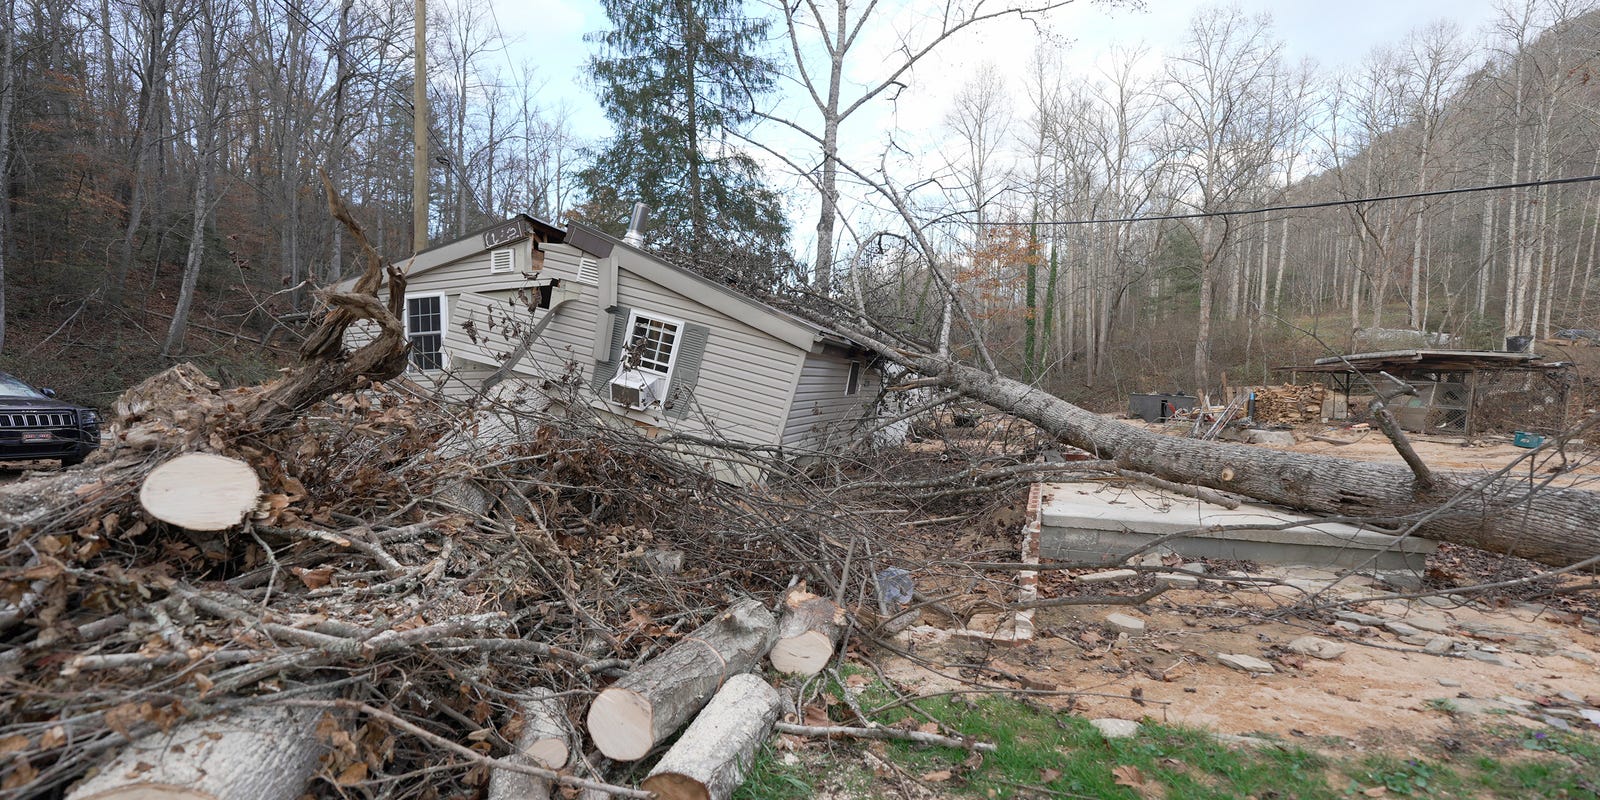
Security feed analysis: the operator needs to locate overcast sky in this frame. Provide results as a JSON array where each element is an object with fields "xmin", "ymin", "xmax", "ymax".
[
  {"xmin": 513, "ymin": 0, "xmax": 1510, "ymax": 141},
  {"xmin": 491, "ymin": 0, "xmax": 1513, "ymax": 252}
]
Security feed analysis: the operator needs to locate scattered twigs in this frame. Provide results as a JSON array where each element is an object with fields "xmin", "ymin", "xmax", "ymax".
[{"xmin": 774, "ymin": 721, "xmax": 997, "ymax": 753}]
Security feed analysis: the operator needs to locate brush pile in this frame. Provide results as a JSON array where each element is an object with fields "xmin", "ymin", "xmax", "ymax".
[{"xmin": 0, "ymin": 370, "xmax": 880, "ymax": 798}]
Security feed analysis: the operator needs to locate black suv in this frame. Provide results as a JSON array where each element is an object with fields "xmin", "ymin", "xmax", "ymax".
[{"xmin": 0, "ymin": 372, "xmax": 100, "ymax": 467}]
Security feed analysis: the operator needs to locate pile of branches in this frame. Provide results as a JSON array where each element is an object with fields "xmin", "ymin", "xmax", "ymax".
[{"xmin": 0, "ymin": 377, "xmax": 894, "ymax": 797}]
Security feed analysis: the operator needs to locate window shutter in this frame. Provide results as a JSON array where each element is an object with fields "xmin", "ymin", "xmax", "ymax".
[
  {"xmin": 664, "ymin": 323, "xmax": 709, "ymax": 420},
  {"xmin": 590, "ymin": 305, "xmax": 633, "ymax": 393}
]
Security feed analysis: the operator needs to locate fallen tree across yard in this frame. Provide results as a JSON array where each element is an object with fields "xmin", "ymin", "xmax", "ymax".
[{"xmin": 823, "ymin": 318, "xmax": 1600, "ymax": 568}]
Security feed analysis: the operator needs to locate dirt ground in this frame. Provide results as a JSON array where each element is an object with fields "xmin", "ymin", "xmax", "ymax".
[
  {"xmin": 889, "ymin": 569, "xmax": 1600, "ymax": 748},
  {"xmin": 882, "ymin": 416, "xmax": 1600, "ymax": 750}
]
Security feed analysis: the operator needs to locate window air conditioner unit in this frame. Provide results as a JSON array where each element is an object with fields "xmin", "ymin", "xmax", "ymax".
[{"xmin": 609, "ymin": 370, "xmax": 665, "ymax": 411}]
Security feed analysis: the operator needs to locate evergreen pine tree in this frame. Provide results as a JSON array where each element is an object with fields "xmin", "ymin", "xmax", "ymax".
[{"xmin": 578, "ymin": 0, "xmax": 794, "ymax": 289}]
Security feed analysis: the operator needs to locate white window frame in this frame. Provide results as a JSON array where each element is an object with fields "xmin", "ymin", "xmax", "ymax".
[
  {"xmin": 489, "ymin": 247, "xmax": 515, "ymax": 274},
  {"xmin": 404, "ymin": 293, "xmax": 449, "ymax": 372},
  {"xmin": 621, "ymin": 310, "xmax": 684, "ymax": 382},
  {"xmin": 845, "ymin": 360, "xmax": 861, "ymax": 396}
]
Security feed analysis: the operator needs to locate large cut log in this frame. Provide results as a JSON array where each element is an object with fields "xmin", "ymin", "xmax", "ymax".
[
  {"xmin": 826, "ymin": 322, "xmax": 1600, "ymax": 567},
  {"xmin": 488, "ymin": 692, "xmax": 572, "ymax": 800},
  {"xmin": 769, "ymin": 588, "xmax": 844, "ymax": 676},
  {"xmin": 139, "ymin": 453, "xmax": 261, "ymax": 531},
  {"xmin": 66, "ymin": 702, "xmax": 325, "ymax": 800},
  {"xmin": 640, "ymin": 673, "xmax": 782, "ymax": 800},
  {"xmin": 586, "ymin": 598, "xmax": 777, "ymax": 761}
]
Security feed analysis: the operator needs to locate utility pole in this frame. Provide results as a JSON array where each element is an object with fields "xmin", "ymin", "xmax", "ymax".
[{"xmin": 411, "ymin": 0, "xmax": 427, "ymax": 253}]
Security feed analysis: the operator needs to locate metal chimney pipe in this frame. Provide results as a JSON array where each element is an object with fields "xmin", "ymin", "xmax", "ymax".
[{"xmin": 624, "ymin": 203, "xmax": 651, "ymax": 247}]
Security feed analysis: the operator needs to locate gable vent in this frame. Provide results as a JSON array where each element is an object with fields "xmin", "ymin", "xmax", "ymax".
[
  {"xmin": 489, "ymin": 248, "xmax": 515, "ymax": 274},
  {"xmin": 576, "ymin": 256, "xmax": 600, "ymax": 285}
]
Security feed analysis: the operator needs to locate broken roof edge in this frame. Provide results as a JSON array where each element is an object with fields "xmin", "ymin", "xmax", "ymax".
[
  {"xmin": 331, "ymin": 214, "xmax": 565, "ymax": 292},
  {"xmin": 562, "ymin": 220, "xmax": 866, "ymax": 357},
  {"xmin": 1277, "ymin": 348, "xmax": 1560, "ymax": 374},
  {"xmin": 1310, "ymin": 349, "xmax": 1541, "ymax": 366}
]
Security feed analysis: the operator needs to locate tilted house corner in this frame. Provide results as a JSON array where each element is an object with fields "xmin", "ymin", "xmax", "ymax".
[{"xmin": 338, "ymin": 216, "xmax": 885, "ymax": 482}]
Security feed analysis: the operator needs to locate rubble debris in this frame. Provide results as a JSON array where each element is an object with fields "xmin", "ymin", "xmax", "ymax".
[
  {"xmin": 1105, "ymin": 613, "xmax": 1147, "ymax": 634},
  {"xmin": 1286, "ymin": 637, "xmax": 1346, "ymax": 660},
  {"xmin": 1217, "ymin": 653, "xmax": 1276, "ymax": 674},
  {"xmin": 1089, "ymin": 719, "xmax": 1141, "ymax": 739}
]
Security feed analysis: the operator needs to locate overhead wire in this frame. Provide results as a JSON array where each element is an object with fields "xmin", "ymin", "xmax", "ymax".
[{"xmin": 959, "ymin": 173, "xmax": 1600, "ymax": 227}]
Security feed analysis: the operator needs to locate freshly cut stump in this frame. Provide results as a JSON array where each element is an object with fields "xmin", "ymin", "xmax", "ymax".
[
  {"xmin": 66, "ymin": 702, "xmax": 325, "ymax": 800},
  {"xmin": 587, "ymin": 598, "xmax": 777, "ymax": 761},
  {"xmin": 138, "ymin": 453, "xmax": 261, "ymax": 531},
  {"xmin": 488, "ymin": 692, "xmax": 572, "ymax": 800},
  {"xmin": 769, "ymin": 590, "xmax": 843, "ymax": 676},
  {"xmin": 641, "ymin": 674, "xmax": 782, "ymax": 800}
]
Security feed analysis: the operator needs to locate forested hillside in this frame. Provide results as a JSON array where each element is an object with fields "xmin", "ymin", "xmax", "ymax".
[{"xmin": 0, "ymin": 0, "xmax": 1596, "ymax": 407}]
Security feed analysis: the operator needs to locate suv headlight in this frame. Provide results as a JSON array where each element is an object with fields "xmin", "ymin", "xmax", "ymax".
[{"xmin": 81, "ymin": 409, "xmax": 99, "ymax": 426}]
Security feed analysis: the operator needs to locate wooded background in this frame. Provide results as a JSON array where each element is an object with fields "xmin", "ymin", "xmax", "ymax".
[{"xmin": 0, "ymin": 0, "xmax": 1597, "ymax": 407}]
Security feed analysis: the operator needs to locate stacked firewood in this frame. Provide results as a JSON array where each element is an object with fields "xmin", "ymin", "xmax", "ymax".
[{"xmin": 1251, "ymin": 383, "xmax": 1327, "ymax": 424}]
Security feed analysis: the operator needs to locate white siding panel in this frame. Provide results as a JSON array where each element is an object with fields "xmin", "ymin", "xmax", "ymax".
[
  {"xmin": 447, "ymin": 291, "xmax": 526, "ymax": 368},
  {"xmin": 781, "ymin": 354, "xmax": 882, "ymax": 452},
  {"xmin": 612, "ymin": 272, "xmax": 805, "ymax": 447}
]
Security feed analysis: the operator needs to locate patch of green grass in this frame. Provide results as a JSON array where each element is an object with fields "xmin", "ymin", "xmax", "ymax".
[
  {"xmin": 1464, "ymin": 728, "xmax": 1600, "ymax": 798},
  {"xmin": 731, "ymin": 747, "xmax": 823, "ymax": 800},
  {"xmin": 1349, "ymin": 755, "xmax": 1464, "ymax": 797},
  {"xmin": 737, "ymin": 671, "xmax": 1600, "ymax": 800},
  {"xmin": 1424, "ymin": 697, "xmax": 1459, "ymax": 715}
]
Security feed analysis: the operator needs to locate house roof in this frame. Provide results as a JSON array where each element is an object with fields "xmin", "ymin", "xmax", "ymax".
[
  {"xmin": 338, "ymin": 214, "xmax": 864, "ymax": 357},
  {"xmin": 400, "ymin": 214, "xmax": 565, "ymax": 276},
  {"xmin": 561, "ymin": 221, "xmax": 858, "ymax": 354},
  {"xmin": 1277, "ymin": 349, "xmax": 1553, "ymax": 374}
]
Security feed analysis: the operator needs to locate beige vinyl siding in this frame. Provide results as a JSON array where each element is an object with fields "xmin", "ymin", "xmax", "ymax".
[
  {"xmin": 409, "ymin": 363, "xmax": 498, "ymax": 404},
  {"xmin": 344, "ymin": 237, "xmax": 820, "ymax": 456},
  {"xmin": 612, "ymin": 270, "xmax": 805, "ymax": 448},
  {"xmin": 781, "ymin": 354, "xmax": 881, "ymax": 452}
]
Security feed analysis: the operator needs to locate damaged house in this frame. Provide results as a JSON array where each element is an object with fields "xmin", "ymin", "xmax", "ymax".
[{"xmin": 344, "ymin": 214, "xmax": 882, "ymax": 480}]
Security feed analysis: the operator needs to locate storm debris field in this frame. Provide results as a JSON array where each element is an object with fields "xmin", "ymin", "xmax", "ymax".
[
  {"xmin": 3, "ymin": 219, "xmax": 1600, "ymax": 800},
  {"xmin": 3, "ymin": 378, "xmax": 1600, "ymax": 799}
]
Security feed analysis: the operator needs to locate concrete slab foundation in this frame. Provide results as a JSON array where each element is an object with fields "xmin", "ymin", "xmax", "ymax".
[{"xmin": 1037, "ymin": 482, "xmax": 1436, "ymax": 585}]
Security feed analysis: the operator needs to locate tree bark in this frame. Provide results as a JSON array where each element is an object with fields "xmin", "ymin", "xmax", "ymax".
[
  {"xmin": 66, "ymin": 702, "xmax": 325, "ymax": 800},
  {"xmin": 831, "ymin": 323, "xmax": 1600, "ymax": 567},
  {"xmin": 488, "ymin": 692, "xmax": 571, "ymax": 800},
  {"xmin": 586, "ymin": 598, "xmax": 777, "ymax": 761},
  {"xmin": 639, "ymin": 673, "xmax": 781, "ymax": 800},
  {"xmin": 769, "ymin": 589, "xmax": 843, "ymax": 676}
]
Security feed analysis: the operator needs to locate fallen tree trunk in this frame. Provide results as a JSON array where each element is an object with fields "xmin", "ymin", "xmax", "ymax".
[
  {"xmin": 769, "ymin": 588, "xmax": 844, "ymax": 676},
  {"xmin": 66, "ymin": 702, "xmax": 325, "ymax": 800},
  {"xmin": 639, "ymin": 673, "xmax": 781, "ymax": 800},
  {"xmin": 586, "ymin": 598, "xmax": 777, "ymax": 761},
  {"xmin": 488, "ymin": 692, "xmax": 572, "ymax": 800},
  {"xmin": 835, "ymin": 326, "xmax": 1600, "ymax": 567}
]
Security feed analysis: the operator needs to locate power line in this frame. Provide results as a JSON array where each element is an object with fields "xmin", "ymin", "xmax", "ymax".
[{"xmin": 965, "ymin": 173, "xmax": 1600, "ymax": 227}]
